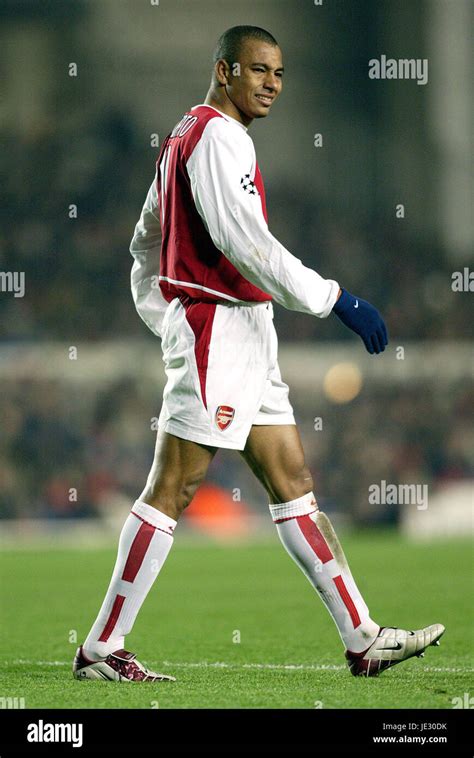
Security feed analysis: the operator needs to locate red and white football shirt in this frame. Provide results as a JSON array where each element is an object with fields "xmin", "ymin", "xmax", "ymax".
[{"xmin": 130, "ymin": 104, "xmax": 339, "ymax": 337}]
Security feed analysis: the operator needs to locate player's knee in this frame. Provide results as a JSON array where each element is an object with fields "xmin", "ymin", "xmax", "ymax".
[
  {"xmin": 300, "ymin": 467, "xmax": 315, "ymax": 498},
  {"xmin": 141, "ymin": 471, "xmax": 204, "ymax": 520},
  {"xmin": 270, "ymin": 465, "xmax": 314, "ymax": 503}
]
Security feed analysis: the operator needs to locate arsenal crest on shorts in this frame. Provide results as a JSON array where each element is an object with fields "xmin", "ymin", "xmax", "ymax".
[{"xmin": 215, "ymin": 405, "xmax": 235, "ymax": 431}]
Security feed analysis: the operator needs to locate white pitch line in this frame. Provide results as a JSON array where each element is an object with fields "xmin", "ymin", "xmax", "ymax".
[
  {"xmin": 7, "ymin": 660, "xmax": 345, "ymax": 671},
  {"xmin": 163, "ymin": 662, "xmax": 347, "ymax": 671},
  {"xmin": 10, "ymin": 660, "xmax": 69, "ymax": 666},
  {"xmin": 6, "ymin": 660, "xmax": 473, "ymax": 674},
  {"xmin": 422, "ymin": 666, "xmax": 474, "ymax": 673}
]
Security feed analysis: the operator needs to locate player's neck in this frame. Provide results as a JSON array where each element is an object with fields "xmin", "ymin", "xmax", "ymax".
[{"xmin": 204, "ymin": 87, "xmax": 253, "ymax": 128}]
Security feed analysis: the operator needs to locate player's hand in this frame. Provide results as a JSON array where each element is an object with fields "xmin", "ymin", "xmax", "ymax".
[{"xmin": 332, "ymin": 288, "xmax": 388, "ymax": 354}]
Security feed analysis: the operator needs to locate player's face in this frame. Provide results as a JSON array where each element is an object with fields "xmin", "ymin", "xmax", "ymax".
[{"xmin": 226, "ymin": 40, "xmax": 284, "ymax": 125}]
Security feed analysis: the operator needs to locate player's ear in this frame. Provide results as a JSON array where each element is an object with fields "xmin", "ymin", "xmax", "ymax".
[{"xmin": 214, "ymin": 59, "xmax": 231, "ymax": 86}]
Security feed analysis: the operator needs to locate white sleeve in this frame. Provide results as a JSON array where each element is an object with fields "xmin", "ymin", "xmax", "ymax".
[
  {"xmin": 129, "ymin": 175, "xmax": 169, "ymax": 338},
  {"xmin": 186, "ymin": 120, "xmax": 339, "ymax": 318}
]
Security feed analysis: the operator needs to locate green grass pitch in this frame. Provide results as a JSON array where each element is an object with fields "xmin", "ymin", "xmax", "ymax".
[{"xmin": 1, "ymin": 530, "xmax": 472, "ymax": 709}]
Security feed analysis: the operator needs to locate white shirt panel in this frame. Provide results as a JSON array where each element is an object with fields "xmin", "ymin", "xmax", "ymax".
[
  {"xmin": 186, "ymin": 117, "xmax": 339, "ymax": 318},
  {"xmin": 130, "ymin": 175, "xmax": 169, "ymax": 337}
]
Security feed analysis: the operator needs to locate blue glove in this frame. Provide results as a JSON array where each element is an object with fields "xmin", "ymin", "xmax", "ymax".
[{"xmin": 332, "ymin": 288, "xmax": 388, "ymax": 354}]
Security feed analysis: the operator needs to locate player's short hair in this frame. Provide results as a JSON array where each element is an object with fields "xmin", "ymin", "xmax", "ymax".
[{"xmin": 212, "ymin": 25, "xmax": 279, "ymax": 69}]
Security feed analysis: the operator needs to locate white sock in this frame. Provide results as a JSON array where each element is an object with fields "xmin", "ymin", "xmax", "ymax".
[
  {"xmin": 269, "ymin": 492, "xmax": 380, "ymax": 653},
  {"xmin": 83, "ymin": 500, "xmax": 176, "ymax": 661}
]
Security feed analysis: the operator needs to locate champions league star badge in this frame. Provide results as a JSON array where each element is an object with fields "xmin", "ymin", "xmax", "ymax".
[
  {"xmin": 215, "ymin": 405, "xmax": 235, "ymax": 431},
  {"xmin": 240, "ymin": 174, "xmax": 257, "ymax": 195}
]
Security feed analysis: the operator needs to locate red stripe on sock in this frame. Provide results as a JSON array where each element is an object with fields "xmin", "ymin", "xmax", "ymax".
[
  {"xmin": 98, "ymin": 594, "xmax": 126, "ymax": 642},
  {"xmin": 333, "ymin": 574, "xmax": 361, "ymax": 629},
  {"xmin": 296, "ymin": 513, "xmax": 334, "ymax": 563},
  {"xmin": 122, "ymin": 521, "xmax": 156, "ymax": 583},
  {"xmin": 274, "ymin": 510, "xmax": 317, "ymax": 524}
]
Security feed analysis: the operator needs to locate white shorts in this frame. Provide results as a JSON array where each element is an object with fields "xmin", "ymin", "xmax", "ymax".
[{"xmin": 158, "ymin": 297, "xmax": 295, "ymax": 450}]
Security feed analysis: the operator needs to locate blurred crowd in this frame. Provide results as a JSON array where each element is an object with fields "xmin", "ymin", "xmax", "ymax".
[
  {"xmin": 1, "ymin": 109, "xmax": 472, "ymax": 524},
  {"xmin": 0, "ymin": 108, "xmax": 472, "ymax": 344},
  {"xmin": 0, "ymin": 374, "xmax": 472, "ymax": 524}
]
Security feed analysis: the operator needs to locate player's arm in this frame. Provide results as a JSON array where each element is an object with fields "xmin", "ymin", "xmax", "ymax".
[
  {"xmin": 187, "ymin": 120, "xmax": 388, "ymax": 353},
  {"xmin": 186, "ymin": 120, "xmax": 339, "ymax": 318},
  {"xmin": 129, "ymin": 175, "xmax": 169, "ymax": 338}
]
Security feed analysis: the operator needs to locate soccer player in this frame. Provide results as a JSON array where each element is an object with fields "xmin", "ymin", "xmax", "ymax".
[{"xmin": 73, "ymin": 26, "xmax": 444, "ymax": 682}]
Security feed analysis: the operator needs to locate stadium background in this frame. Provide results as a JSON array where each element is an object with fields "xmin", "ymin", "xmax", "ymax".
[
  {"xmin": 0, "ymin": 0, "xmax": 471, "ymax": 537},
  {"xmin": 0, "ymin": 0, "xmax": 473, "ymax": 714}
]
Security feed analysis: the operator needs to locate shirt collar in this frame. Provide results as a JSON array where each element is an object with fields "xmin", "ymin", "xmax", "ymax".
[{"xmin": 191, "ymin": 104, "xmax": 248, "ymax": 132}]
